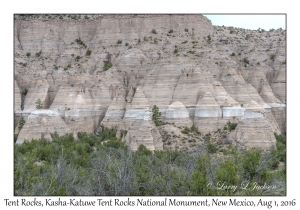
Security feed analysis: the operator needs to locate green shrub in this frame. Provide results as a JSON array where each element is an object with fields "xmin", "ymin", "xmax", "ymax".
[
  {"xmin": 243, "ymin": 57, "xmax": 249, "ymax": 64},
  {"xmin": 120, "ymin": 130, "xmax": 128, "ymax": 138},
  {"xmin": 268, "ymin": 149, "xmax": 280, "ymax": 169},
  {"xmin": 75, "ymin": 56, "xmax": 81, "ymax": 62},
  {"xmin": 207, "ymin": 35, "xmax": 211, "ymax": 42},
  {"xmin": 75, "ymin": 38, "xmax": 87, "ymax": 48},
  {"xmin": 35, "ymin": 98, "xmax": 43, "ymax": 109},
  {"xmin": 227, "ymin": 121, "xmax": 238, "ymax": 131},
  {"xmin": 22, "ymin": 88, "xmax": 28, "ymax": 96},
  {"xmin": 19, "ymin": 62, "xmax": 27, "ymax": 67},
  {"xmin": 174, "ymin": 48, "xmax": 178, "ymax": 54},
  {"xmin": 85, "ymin": 49, "xmax": 92, "ymax": 56},
  {"xmin": 151, "ymin": 29, "xmax": 157, "ymax": 34},
  {"xmin": 168, "ymin": 29, "xmax": 173, "ymax": 33},
  {"xmin": 18, "ymin": 116, "xmax": 25, "ymax": 130},
  {"xmin": 125, "ymin": 42, "xmax": 129, "ymax": 46},
  {"xmin": 190, "ymin": 124, "xmax": 199, "ymax": 133},
  {"xmin": 13, "ymin": 129, "xmax": 286, "ymax": 196},
  {"xmin": 204, "ymin": 133, "xmax": 211, "ymax": 141},
  {"xmin": 117, "ymin": 39, "xmax": 122, "ymax": 44},
  {"xmin": 26, "ymin": 52, "xmax": 31, "ymax": 57},
  {"xmin": 181, "ymin": 130, "xmax": 188, "ymax": 134},
  {"xmin": 207, "ymin": 143, "xmax": 217, "ymax": 153},
  {"xmin": 136, "ymin": 144, "xmax": 152, "ymax": 156},
  {"xmin": 103, "ymin": 61, "xmax": 112, "ymax": 71},
  {"xmin": 216, "ymin": 160, "xmax": 238, "ymax": 194},
  {"xmin": 181, "ymin": 40, "xmax": 188, "ymax": 44},
  {"xmin": 184, "ymin": 28, "xmax": 188, "ymax": 32},
  {"xmin": 274, "ymin": 133, "xmax": 286, "ymax": 162},
  {"xmin": 103, "ymin": 138, "xmax": 127, "ymax": 149},
  {"xmin": 14, "ymin": 134, "xmax": 18, "ymax": 143},
  {"xmin": 270, "ymin": 54, "xmax": 276, "ymax": 61},
  {"xmin": 242, "ymin": 149, "xmax": 261, "ymax": 180},
  {"xmin": 190, "ymin": 156, "xmax": 212, "ymax": 195},
  {"xmin": 230, "ymin": 53, "xmax": 235, "ymax": 56},
  {"xmin": 35, "ymin": 52, "xmax": 41, "ymax": 57},
  {"xmin": 152, "ymin": 105, "xmax": 162, "ymax": 126}
]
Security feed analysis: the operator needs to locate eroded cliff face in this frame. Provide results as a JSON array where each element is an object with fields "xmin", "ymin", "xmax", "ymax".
[{"xmin": 14, "ymin": 14, "xmax": 286, "ymax": 150}]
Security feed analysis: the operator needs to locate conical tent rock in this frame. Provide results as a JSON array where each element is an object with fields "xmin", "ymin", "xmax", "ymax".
[
  {"xmin": 126, "ymin": 87, "xmax": 151, "ymax": 110},
  {"xmin": 243, "ymin": 100, "xmax": 265, "ymax": 118},
  {"xmin": 259, "ymin": 82, "xmax": 281, "ymax": 104},
  {"xmin": 165, "ymin": 101, "xmax": 193, "ymax": 127},
  {"xmin": 23, "ymin": 79, "xmax": 50, "ymax": 113},
  {"xmin": 101, "ymin": 95, "xmax": 126, "ymax": 129},
  {"xmin": 123, "ymin": 86, "xmax": 151, "ymax": 129},
  {"xmin": 16, "ymin": 110, "xmax": 68, "ymax": 144},
  {"xmin": 194, "ymin": 92, "xmax": 223, "ymax": 133},
  {"xmin": 141, "ymin": 67, "xmax": 180, "ymax": 111},
  {"xmin": 173, "ymin": 67, "xmax": 214, "ymax": 108},
  {"xmin": 124, "ymin": 118, "xmax": 163, "ymax": 151},
  {"xmin": 230, "ymin": 101, "xmax": 277, "ymax": 150},
  {"xmin": 195, "ymin": 92, "xmax": 222, "ymax": 117}
]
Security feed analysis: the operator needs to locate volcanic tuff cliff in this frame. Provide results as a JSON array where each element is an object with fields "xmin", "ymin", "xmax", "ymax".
[{"xmin": 14, "ymin": 14, "xmax": 286, "ymax": 151}]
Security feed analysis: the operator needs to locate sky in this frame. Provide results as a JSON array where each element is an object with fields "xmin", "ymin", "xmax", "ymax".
[{"xmin": 203, "ymin": 15, "xmax": 286, "ymax": 30}]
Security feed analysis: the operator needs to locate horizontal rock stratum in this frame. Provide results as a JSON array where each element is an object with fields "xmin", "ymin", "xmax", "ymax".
[{"xmin": 14, "ymin": 14, "xmax": 286, "ymax": 151}]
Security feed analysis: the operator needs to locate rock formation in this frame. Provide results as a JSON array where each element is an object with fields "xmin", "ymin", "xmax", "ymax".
[
  {"xmin": 124, "ymin": 115, "xmax": 163, "ymax": 151},
  {"xmin": 165, "ymin": 101, "xmax": 193, "ymax": 127},
  {"xmin": 194, "ymin": 92, "xmax": 223, "ymax": 133},
  {"xmin": 16, "ymin": 109, "xmax": 68, "ymax": 144},
  {"xmin": 14, "ymin": 14, "xmax": 286, "ymax": 150},
  {"xmin": 230, "ymin": 101, "xmax": 277, "ymax": 150},
  {"xmin": 123, "ymin": 86, "xmax": 151, "ymax": 129},
  {"xmin": 101, "ymin": 95, "xmax": 126, "ymax": 129}
]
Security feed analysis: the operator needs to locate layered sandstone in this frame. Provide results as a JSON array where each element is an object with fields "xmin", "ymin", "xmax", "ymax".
[
  {"xmin": 16, "ymin": 109, "xmax": 68, "ymax": 144},
  {"xmin": 14, "ymin": 14, "xmax": 286, "ymax": 150},
  {"xmin": 101, "ymin": 95, "xmax": 126, "ymax": 129},
  {"xmin": 165, "ymin": 101, "xmax": 193, "ymax": 127},
  {"xmin": 123, "ymin": 86, "xmax": 151, "ymax": 129},
  {"xmin": 194, "ymin": 92, "xmax": 223, "ymax": 133},
  {"xmin": 231, "ymin": 101, "xmax": 277, "ymax": 150},
  {"xmin": 124, "ymin": 117, "xmax": 163, "ymax": 151}
]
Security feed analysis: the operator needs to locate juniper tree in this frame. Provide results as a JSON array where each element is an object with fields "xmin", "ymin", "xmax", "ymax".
[
  {"xmin": 18, "ymin": 116, "xmax": 25, "ymax": 130},
  {"xmin": 152, "ymin": 105, "xmax": 162, "ymax": 126},
  {"xmin": 36, "ymin": 98, "xmax": 43, "ymax": 109}
]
